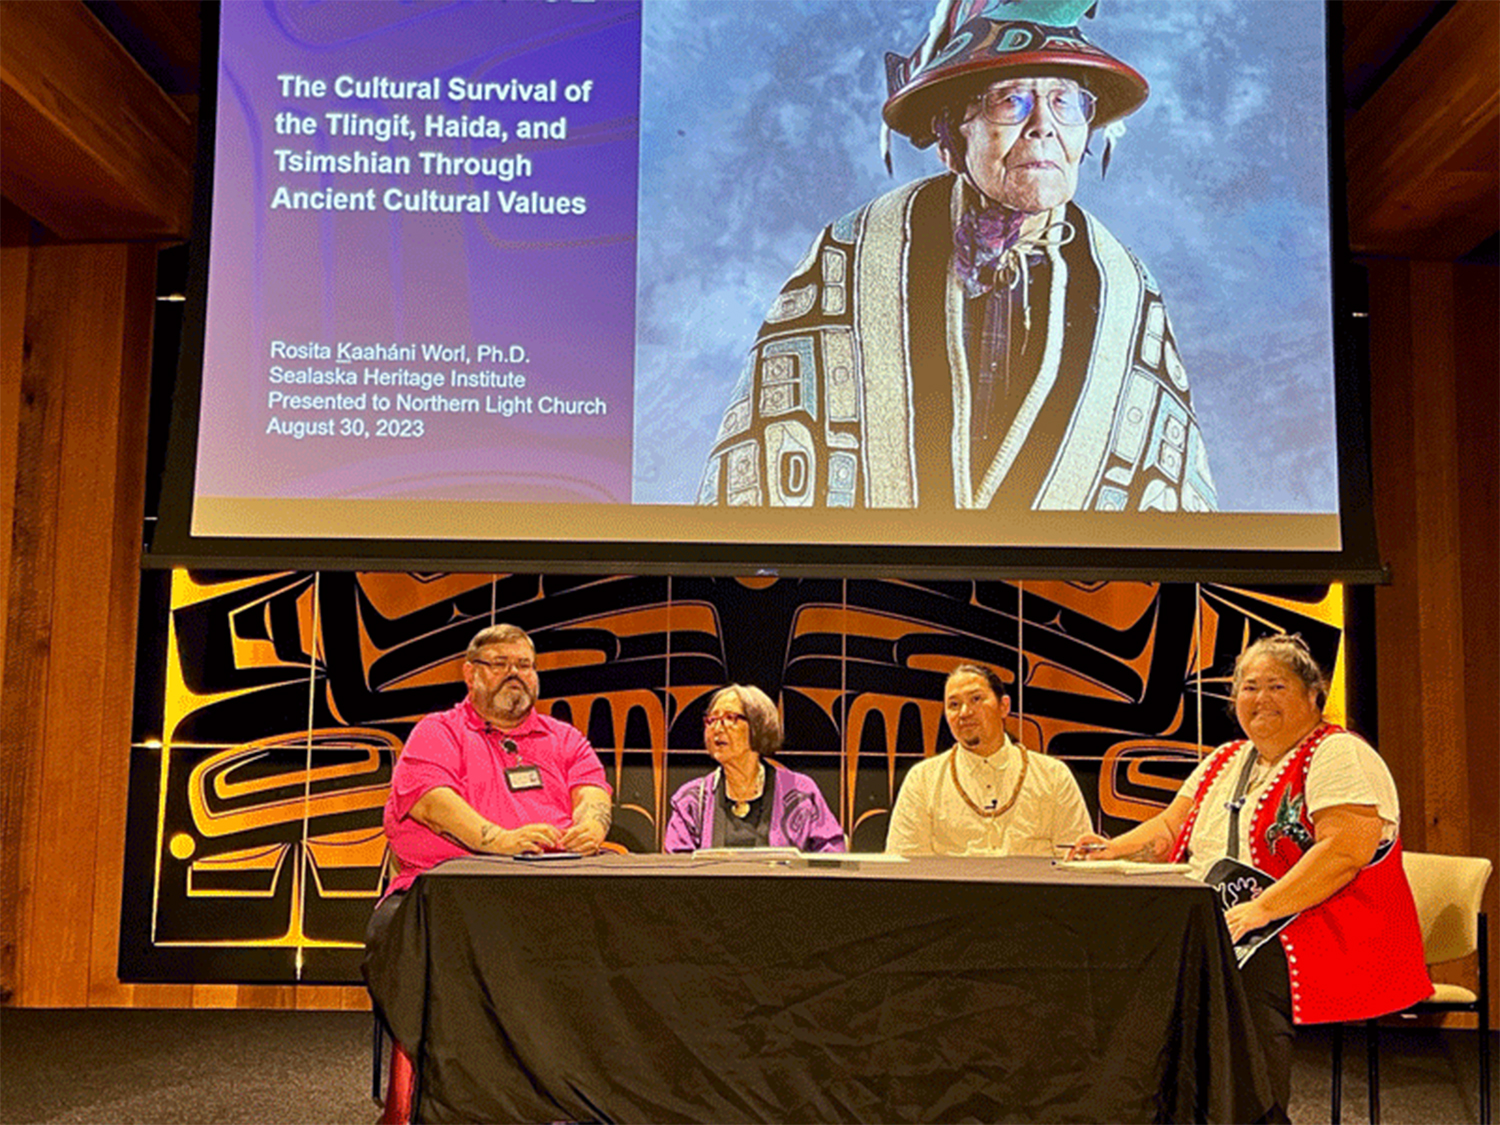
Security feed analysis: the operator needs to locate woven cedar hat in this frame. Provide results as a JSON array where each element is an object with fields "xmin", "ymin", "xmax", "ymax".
[{"xmin": 883, "ymin": 0, "xmax": 1149, "ymax": 149}]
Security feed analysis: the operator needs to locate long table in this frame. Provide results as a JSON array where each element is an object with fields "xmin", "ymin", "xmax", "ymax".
[{"xmin": 364, "ymin": 854, "xmax": 1272, "ymax": 1123}]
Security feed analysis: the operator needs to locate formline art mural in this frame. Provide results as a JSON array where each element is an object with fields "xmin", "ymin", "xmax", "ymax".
[{"xmin": 121, "ymin": 573, "xmax": 1344, "ymax": 983}]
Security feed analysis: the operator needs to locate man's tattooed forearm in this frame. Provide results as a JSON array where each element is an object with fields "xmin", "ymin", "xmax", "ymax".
[
  {"xmin": 477, "ymin": 823, "xmax": 500, "ymax": 849},
  {"xmin": 584, "ymin": 803, "xmax": 612, "ymax": 831}
]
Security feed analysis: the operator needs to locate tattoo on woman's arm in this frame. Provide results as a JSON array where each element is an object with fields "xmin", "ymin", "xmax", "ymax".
[
  {"xmin": 1127, "ymin": 828, "xmax": 1172, "ymax": 862},
  {"xmin": 477, "ymin": 823, "xmax": 499, "ymax": 850}
]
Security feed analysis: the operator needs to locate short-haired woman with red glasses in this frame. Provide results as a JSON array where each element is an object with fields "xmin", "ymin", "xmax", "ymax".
[{"xmin": 663, "ymin": 683, "xmax": 845, "ymax": 853}]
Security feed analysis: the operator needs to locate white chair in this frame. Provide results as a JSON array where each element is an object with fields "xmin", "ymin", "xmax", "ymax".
[{"xmin": 1331, "ymin": 851, "xmax": 1492, "ymax": 1124}]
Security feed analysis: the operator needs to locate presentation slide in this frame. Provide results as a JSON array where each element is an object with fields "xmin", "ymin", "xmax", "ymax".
[{"xmin": 188, "ymin": 0, "xmax": 1344, "ymax": 553}]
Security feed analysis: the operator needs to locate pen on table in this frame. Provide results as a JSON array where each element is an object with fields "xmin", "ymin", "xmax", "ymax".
[{"xmin": 1054, "ymin": 842, "xmax": 1110, "ymax": 862}]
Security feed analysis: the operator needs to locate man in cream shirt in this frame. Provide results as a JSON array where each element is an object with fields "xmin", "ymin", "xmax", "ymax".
[{"xmin": 886, "ymin": 664, "xmax": 1091, "ymax": 855}]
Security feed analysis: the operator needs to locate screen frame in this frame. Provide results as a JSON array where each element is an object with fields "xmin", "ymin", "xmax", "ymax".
[{"xmin": 145, "ymin": 2, "xmax": 1385, "ymax": 583}]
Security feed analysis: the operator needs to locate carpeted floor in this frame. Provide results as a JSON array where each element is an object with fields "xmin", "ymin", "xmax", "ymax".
[
  {"xmin": 1, "ymin": 1009, "xmax": 370, "ymax": 1125},
  {"xmin": 0, "ymin": 1007, "xmax": 1493, "ymax": 1123}
]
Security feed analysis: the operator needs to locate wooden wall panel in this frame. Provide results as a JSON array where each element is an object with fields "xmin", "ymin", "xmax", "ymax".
[
  {"xmin": 1, "ymin": 235, "xmax": 70, "ymax": 1004},
  {"xmin": 1452, "ymin": 263, "xmax": 1500, "ymax": 1017},
  {"xmin": 23, "ymin": 243, "xmax": 119, "ymax": 1006},
  {"xmin": 0, "ymin": 199, "xmax": 29, "ymax": 998},
  {"xmin": 0, "ymin": 199, "xmax": 25, "ymax": 688},
  {"xmin": 1406, "ymin": 263, "xmax": 1469, "ymax": 857},
  {"xmin": 1369, "ymin": 261, "xmax": 1423, "ymax": 840},
  {"xmin": 1368, "ymin": 257, "xmax": 1499, "ymax": 1025},
  {"xmin": 0, "ymin": 200, "xmax": 28, "ymax": 1003},
  {"xmin": 6, "ymin": 242, "xmax": 152, "ymax": 1006},
  {"xmin": 88, "ymin": 242, "xmax": 161, "ymax": 1007}
]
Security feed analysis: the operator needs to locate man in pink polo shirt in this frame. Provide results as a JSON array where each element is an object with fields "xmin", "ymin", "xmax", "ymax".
[
  {"xmin": 369, "ymin": 622, "xmax": 612, "ymax": 1124},
  {"xmin": 382, "ymin": 621, "xmax": 612, "ymax": 895}
]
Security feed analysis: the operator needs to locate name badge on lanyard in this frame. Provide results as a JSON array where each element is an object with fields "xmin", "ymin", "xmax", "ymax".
[
  {"xmin": 505, "ymin": 764, "xmax": 543, "ymax": 791},
  {"xmin": 496, "ymin": 733, "xmax": 544, "ymax": 791}
]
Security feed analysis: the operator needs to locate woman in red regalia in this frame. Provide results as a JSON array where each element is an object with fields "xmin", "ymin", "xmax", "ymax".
[{"xmin": 1070, "ymin": 633, "xmax": 1431, "ymax": 1123}]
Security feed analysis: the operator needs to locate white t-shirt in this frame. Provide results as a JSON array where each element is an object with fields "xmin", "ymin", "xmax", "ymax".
[
  {"xmin": 1176, "ymin": 729, "xmax": 1399, "ymax": 882},
  {"xmin": 886, "ymin": 737, "xmax": 1093, "ymax": 856}
]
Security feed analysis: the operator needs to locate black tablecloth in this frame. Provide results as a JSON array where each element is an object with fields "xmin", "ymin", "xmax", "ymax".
[{"xmin": 364, "ymin": 855, "xmax": 1272, "ymax": 1124}]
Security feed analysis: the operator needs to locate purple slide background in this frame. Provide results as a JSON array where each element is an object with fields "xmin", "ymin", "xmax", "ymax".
[{"xmin": 196, "ymin": 1, "xmax": 642, "ymax": 506}]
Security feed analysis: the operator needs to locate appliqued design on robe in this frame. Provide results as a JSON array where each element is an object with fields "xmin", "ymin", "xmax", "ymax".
[{"xmin": 699, "ymin": 173, "xmax": 1216, "ymax": 512}]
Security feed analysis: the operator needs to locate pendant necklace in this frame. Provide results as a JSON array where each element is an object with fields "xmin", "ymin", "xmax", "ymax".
[{"xmin": 728, "ymin": 762, "xmax": 765, "ymax": 819}]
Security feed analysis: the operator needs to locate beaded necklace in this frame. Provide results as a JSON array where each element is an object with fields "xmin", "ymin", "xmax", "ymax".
[{"xmin": 948, "ymin": 741, "xmax": 1029, "ymax": 819}]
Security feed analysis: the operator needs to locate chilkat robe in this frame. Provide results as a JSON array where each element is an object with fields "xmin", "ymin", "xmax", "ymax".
[{"xmin": 699, "ymin": 173, "xmax": 1216, "ymax": 513}]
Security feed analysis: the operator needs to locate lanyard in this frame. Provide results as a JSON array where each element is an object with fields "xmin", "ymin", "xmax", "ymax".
[{"xmin": 1224, "ymin": 747, "xmax": 1261, "ymax": 861}]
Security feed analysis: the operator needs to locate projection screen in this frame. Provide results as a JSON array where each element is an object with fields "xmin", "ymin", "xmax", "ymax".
[{"xmin": 149, "ymin": 0, "xmax": 1382, "ymax": 580}]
